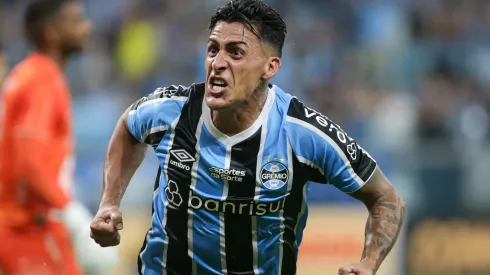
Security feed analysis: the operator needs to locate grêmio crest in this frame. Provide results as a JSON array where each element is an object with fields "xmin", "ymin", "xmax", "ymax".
[{"xmin": 260, "ymin": 158, "xmax": 289, "ymax": 190}]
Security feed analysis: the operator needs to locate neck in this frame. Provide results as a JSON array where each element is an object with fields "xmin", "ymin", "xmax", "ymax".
[
  {"xmin": 211, "ymin": 85, "xmax": 269, "ymax": 136},
  {"xmin": 37, "ymin": 47, "xmax": 68, "ymax": 68}
]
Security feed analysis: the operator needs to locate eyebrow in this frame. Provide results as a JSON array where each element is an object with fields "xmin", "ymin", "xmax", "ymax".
[{"xmin": 208, "ymin": 38, "xmax": 248, "ymax": 47}]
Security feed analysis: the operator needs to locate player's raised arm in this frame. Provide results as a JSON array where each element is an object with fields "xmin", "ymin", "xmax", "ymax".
[{"xmin": 90, "ymin": 107, "xmax": 148, "ymax": 247}]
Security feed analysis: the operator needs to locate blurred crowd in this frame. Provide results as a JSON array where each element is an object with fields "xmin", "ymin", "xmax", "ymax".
[{"xmin": 1, "ymin": 0, "xmax": 490, "ymax": 218}]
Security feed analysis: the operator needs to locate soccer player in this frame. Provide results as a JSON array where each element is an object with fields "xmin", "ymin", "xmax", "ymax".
[
  {"xmin": 0, "ymin": 1, "xmax": 103, "ymax": 274},
  {"xmin": 90, "ymin": 1, "xmax": 406, "ymax": 274}
]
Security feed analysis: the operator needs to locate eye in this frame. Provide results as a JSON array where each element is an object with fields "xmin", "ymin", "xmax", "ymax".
[
  {"xmin": 207, "ymin": 46, "xmax": 218, "ymax": 56},
  {"xmin": 231, "ymin": 49, "xmax": 244, "ymax": 58}
]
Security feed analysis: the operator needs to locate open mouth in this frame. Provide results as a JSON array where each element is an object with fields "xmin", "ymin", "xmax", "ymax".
[{"xmin": 209, "ymin": 77, "xmax": 228, "ymax": 93}]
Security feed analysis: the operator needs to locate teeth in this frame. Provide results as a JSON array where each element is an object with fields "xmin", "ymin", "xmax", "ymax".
[
  {"xmin": 212, "ymin": 85, "xmax": 225, "ymax": 92},
  {"xmin": 213, "ymin": 79, "xmax": 225, "ymax": 85}
]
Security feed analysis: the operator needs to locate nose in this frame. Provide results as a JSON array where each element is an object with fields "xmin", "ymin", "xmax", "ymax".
[{"xmin": 211, "ymin": 51, "xmax": 227, "ymax": 73}]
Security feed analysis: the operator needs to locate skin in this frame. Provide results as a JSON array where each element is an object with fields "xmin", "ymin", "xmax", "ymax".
[
  {"xmin": 205, "ymin": 21, "xmax": 281, "ymax": 135},
  {"xmin": 90, "ymin": 21, "xmax": 406, "ymax": 275},
  {"xmin": 339, "ymin": 169, "xmax": 405, "ymax": 275},
  {"xmin": 38, "ymin": 0, "xmax": 92, "ymax": 68}
]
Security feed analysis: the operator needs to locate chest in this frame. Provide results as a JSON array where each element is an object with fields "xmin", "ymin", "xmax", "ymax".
[{"xmin": 156, "ymin": 124, "xmax": 293, "ymax": 215}]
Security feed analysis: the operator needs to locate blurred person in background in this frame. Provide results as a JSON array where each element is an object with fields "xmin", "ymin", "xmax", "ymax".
[
  {"xmin": 0, "ymin": 0, "xmax": 116, "ymax": 274},
  {"xmin": 90, "ymin": 0, "xmax": 405, "ymax": 275},
  {"xmin": 0, "ymin": 46, "xmax": 8, "ymax": 86}
]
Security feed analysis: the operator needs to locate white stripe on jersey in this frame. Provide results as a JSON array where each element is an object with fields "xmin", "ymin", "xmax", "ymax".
[
  {"xmin": 285, "ymin": 116, "xmax": 365, "ymax": 188},
  {"xmin": 252, "ymin": 94, "xmax": 271, "ymax": 275},
  {"xmin": 219, "ymin": 214, "xmax": 228, "ymax": 275},
  {"xmin": 187, "ymin": 116, "xmax": 204, "ymax": 275},
  {"xmin": 219, "ymin": 145, "xmax": 232, "ymax": 275},
  {"xmin": 278, "ymin": 138, "xmax": 295, "ymax": 275},
  {"xmin": 140, "ymin": 125, "xmax": 168, "ymax": 143}
]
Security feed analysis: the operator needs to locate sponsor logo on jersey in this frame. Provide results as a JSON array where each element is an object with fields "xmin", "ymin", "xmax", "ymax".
[
  {"xmin": 165, "ymin": 180, "xmax": 182, "ymax": 207},
  {"xmin": 260, "ymin": 161, "xmax": 289, "ymax": 190},
  {"xmin": 304, "ymin": 106, "xmax": 350, "ymax": 144},
  {"xmin": 154, "ymin": 86, "xmax": 177, "ymax": 98},
  {"xmin": 188, "ymin": 190, "xmax": 286, "ymax": 216},
  {"xmin": 346, "ymin": 142, "xmax": 357, "ymax": 161},
  {"xmin": 209, "ymin": 167, "xmax": 246, "ymax": 183},
  {"xmin": 169, "ymin": 149, "xmax": 195, "ymax": 171}
]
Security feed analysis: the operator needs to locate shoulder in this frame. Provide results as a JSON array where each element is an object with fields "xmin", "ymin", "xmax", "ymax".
[
  {"xmin": 270, "ymin": 85, "xmax": 339, "ymax": 139},
  {"xmin": 130, "ymin": 83, "xmax": 204, "ymax": 112},
  {"xmin": 285, "ymin": 97, "xmax": 329, "ymax": 132},
  {"xmin": 1, "ymin": 60, "xmax": 48, "ymax": 100},
  {"xmin": 285, "ymin": 97, "xmax": 355, "ymax": 153},
  {"xmin": 269, "ymin": 84, "xmax": 294, "ymax": 115}
]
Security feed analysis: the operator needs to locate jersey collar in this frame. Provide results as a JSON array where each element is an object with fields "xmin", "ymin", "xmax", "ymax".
[{"xmin": 202, "ymin": 87, "xmax": 276, "ymax": 147}]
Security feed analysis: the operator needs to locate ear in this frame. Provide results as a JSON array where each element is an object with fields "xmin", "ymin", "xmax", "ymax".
[{"xmin": 262, "ymin": 56, "xmax": 281, "ymax": 81}]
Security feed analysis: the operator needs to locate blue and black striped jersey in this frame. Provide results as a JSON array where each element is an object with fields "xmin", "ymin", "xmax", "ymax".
[{"xmin": 128, "ymin": 83, "xmax": 377, "ymax": 275}]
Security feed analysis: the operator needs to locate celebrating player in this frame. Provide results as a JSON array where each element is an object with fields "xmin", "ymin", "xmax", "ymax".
[
  {"xmin": 90, "ymin": 1, "xmax": 406, "ymax": 274},
  {"xmin": 0, "ymin": 1, "xmax": 115, "ymax": 274}
]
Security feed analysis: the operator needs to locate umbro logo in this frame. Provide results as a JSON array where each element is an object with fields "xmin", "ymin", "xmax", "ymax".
[
  {"xmin": 170, "ymin": 149, "xmax": 196, "ymax": 163},
  {"xmin": 169, "ymin": 149, "xmax": 195, "ymax": 171}
]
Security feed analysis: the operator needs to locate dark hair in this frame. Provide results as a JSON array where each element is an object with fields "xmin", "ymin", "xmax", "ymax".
[
  {"xmin": 24, "ymin": 0, "xmax": 75, "ymax": 46},
  {"xmin": 209, "ymin": 0, "xmax": 287, "ymax": 57}
]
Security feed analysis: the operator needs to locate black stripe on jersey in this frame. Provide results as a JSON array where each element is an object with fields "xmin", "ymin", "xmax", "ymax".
[
  {"xmin": 130, "ymin": 85, "xmax": 190, "ymax": 111},
  {"xmin": 287, "ymin": 98, "xmax": 376, "ymax": 182},
  {"xmin": 307, "ymin": 164, "xmax": 325, "ymax": 184},
  {"xmin": 137, "ymin": 230, "xmax": 150, "ymax": 275},
  {"xmin": 164, "ymin": 84, "xmax": 204, "ymax": 275},
  {"xmin": 152, "ymin": 167, "xmax": 162, "ymax": 214},
  {"xmin": 225, "ymin": 128, "xmax": 262, "ymax": 275},
  {"xmin": 281, "ymin": 154, "xmax": 311, "ymax": 275},
  {"xmin": 144, "ymin": 131, "xmax": 167, "ymax": 149}
]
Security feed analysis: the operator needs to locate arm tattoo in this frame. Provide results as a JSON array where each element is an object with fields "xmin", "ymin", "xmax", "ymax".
[{"xmin": 361, "ymin": 195, "xmax": 405, "ymax": 272}]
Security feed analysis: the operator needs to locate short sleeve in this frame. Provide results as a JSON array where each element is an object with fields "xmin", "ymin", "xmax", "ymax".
[
  {"xmin": 126, "ymin": 86, "xmax": 189, "ymax": 147},
  {"xmin": 127, "ymin": 95, "xmax": 152, "ymax": 142},
  {"xmin": 286, "ymin": 98, "xmax": 377, "ymax": 193}
]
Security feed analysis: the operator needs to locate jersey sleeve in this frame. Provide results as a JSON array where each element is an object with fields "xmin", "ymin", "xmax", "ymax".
[
  {"xmin": 285, "ymin": 98, "xmax": 377, "ymax": 193},
  {"xmin": 127, "ymin": 85, "xmax": 189, "ymax": 147}
]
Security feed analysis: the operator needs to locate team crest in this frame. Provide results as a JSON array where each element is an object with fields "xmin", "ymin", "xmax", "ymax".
[{"xmin": 260, "ymin": 160, "xmax": 289, "ymax": 190}]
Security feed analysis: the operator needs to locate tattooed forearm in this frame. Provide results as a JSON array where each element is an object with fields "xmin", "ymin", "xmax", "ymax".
[{"xmin": 361, "ymin": 195, "xmax": 405, "ymax": 272}]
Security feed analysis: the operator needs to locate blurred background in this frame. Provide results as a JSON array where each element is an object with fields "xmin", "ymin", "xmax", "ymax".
[{"xmin": 1, "ymin": 0, "xmax": 490, "ymax": 274}]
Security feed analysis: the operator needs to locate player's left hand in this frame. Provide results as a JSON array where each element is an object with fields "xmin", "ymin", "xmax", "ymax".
[{"xmin": 338, "ymin": 262, "xmax": 373, "ymax": 275}]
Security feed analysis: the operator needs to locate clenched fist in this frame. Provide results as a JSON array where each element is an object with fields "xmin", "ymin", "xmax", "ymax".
[
  {"xmin": 90, "ymin": 205, "xmax": 123, "ymax": 247},
  {"xmin": 338, "ymin": 262, "xmax": 374, "ymax": 275}
]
